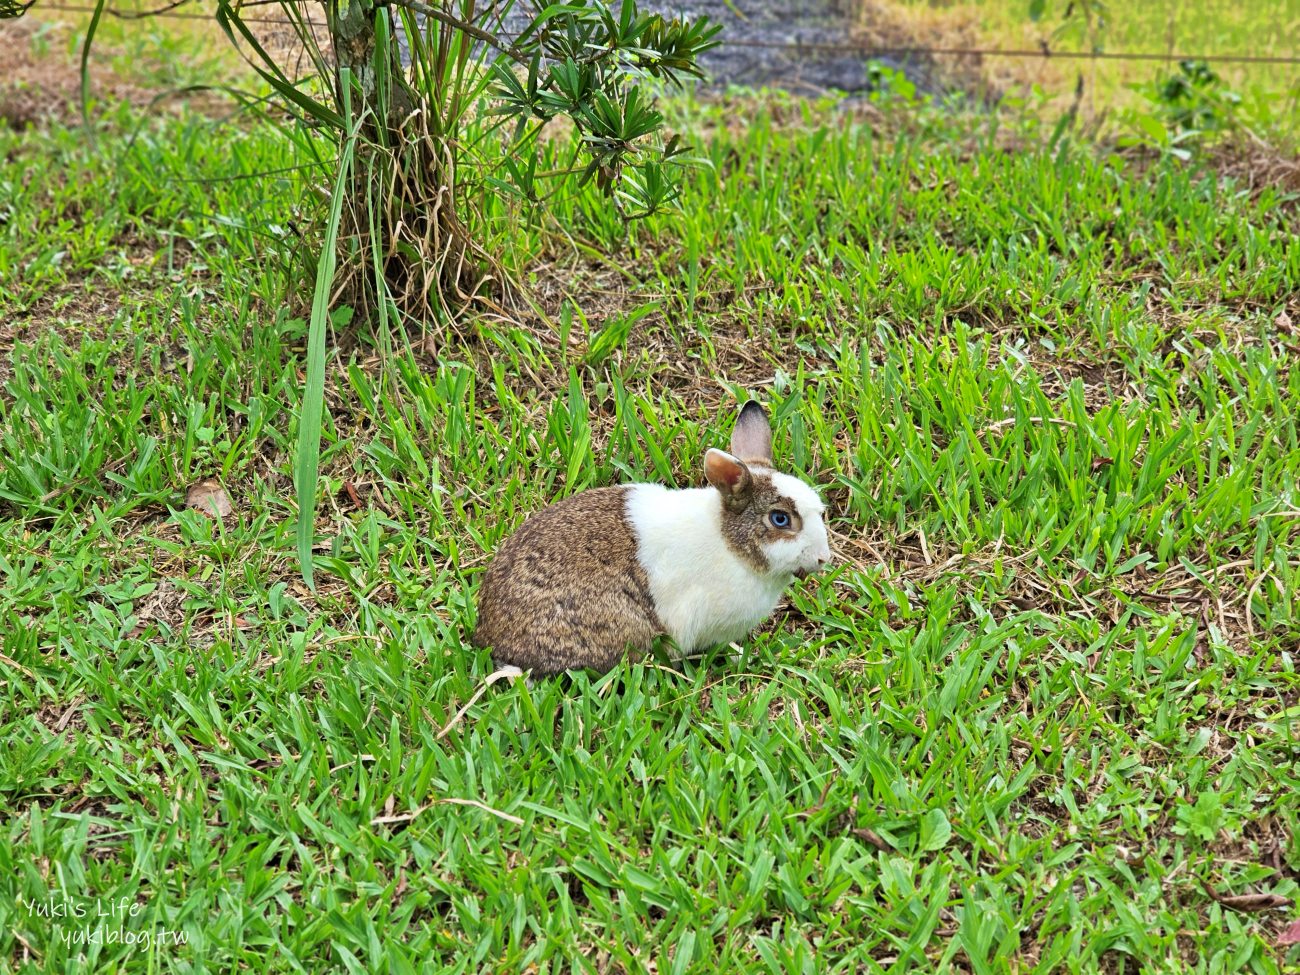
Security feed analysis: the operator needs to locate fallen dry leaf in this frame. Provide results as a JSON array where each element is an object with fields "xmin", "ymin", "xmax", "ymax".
[
  {"xmin": 851, "ymin": 827, "xmax": 893, "ymax": 852},
  {"xmin": 1217, "ymin": 892, "xmax": 1293, "ymax": 912},
  {"xmin": 53, "ymin": 696, "xmax": 84, "ymax": 733},
  {"xmin": 343, "ymin": 481, "xmax": 363, "ymax": 507},
  {"xmin": 1202, "ymin": 879, "xmax": 1294, "ymax": 913},
  {"xmin": 1276, "ymin": 309, "xmax": 1295, "ymax": 335},
  {"xmin": 1278, "ymin": 918, "xmax": 1300, "ymax": 947},
  {"xmin": 185, "ymin": 478, "xmax": 233, "ymax": 519}
]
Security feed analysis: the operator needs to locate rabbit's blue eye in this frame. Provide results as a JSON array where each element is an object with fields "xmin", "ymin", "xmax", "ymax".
[{"xmin": 769, "ymin": 510, "xmax": 791, "ymax": 529}]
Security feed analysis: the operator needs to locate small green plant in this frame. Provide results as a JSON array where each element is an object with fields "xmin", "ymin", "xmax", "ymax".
[
  {"xmin": 1149, "ymin": 59, "xmax": 1243, "ymax": 135},
  {"xmin": 866, "ymin": 61, "xmax": 920, "ymax": 105},
  {"xmin": 1122, "ymin": 60, "xmax": 1244, "ymax": 158},
  {"xmin": 1174, "ymin": 790, "xmax": 1229, "ymax": 842}
]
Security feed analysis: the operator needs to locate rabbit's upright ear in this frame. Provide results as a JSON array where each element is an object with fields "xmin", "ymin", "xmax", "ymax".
[
  {"xmin": 730, "ymin": 401, "xmax": 772, "ymax": 466},
  {"xmin": 705, "ymin": 449, "xmax": 753, "ymax": 509}
]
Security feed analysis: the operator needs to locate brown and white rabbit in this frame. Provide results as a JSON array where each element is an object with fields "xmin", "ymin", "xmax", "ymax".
[{"xmin": 471, "ymin": 401, "xmax": 831, "ymax": 676}]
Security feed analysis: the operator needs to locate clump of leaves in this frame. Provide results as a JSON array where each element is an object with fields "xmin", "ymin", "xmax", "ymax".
[
  {"xmin": 489, "ymin": 4, "xmax": 719, "ymax": 217},
  {"xmin": 1173, "ymin": 789, "xmax": 1228, "ymax": 842},
  {"xmin": 1149, "ymin": 59, "xmax": 1242, "ymax": 136},
  {"xmin": 866, "ymin": 61, "xmax": 920, "ymax": 105}
]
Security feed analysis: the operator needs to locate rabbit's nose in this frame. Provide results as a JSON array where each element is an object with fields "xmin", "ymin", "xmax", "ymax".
[{"xmin": 797, "ymin": 552, "xmax": 831, "ymax": 579}]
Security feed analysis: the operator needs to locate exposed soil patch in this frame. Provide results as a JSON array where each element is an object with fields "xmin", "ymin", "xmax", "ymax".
[
  {"xmin": 0, "ymin": 14, "xmax": 293, "ymax": 130},
  {"xmin": 0, "ymin": 18, "xmax": 145, "ymax": 129}
]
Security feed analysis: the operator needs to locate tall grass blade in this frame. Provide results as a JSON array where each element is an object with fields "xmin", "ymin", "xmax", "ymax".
[
  {"xmin": 78, "ymin": 0, "xmax": 106, "ymax": 133},
  {"xmin": 296, "ymin": 80, "xmax": 360, "ymax": 588}
]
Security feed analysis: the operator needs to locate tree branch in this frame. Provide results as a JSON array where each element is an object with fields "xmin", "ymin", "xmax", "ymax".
[
  {"xmin": 1, "ymin": 0, "xmax": 39, "ymax": 18},
  {"xmin": 380, "ymin": 0, "xmax": 526, "ymax": 64},
  {"xmin": 108, "ymin": 0, "xmax": 194, "ymax": 20}
]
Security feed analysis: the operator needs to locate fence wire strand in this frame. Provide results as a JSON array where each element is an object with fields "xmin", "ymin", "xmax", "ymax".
[{"xmin": 18, "ymin": 0, "xmax": 1300, "ymax": 67}]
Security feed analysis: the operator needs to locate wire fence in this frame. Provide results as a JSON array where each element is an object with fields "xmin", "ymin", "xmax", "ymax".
[{"xmin": 17, "ymin": 0, "xmax": 1300, "ymax": 67}]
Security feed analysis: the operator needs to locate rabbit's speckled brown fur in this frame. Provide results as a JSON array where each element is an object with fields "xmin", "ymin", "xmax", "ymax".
[{"xmin": 471, "ymin": 486, "xmax": 664, "ymax": 675}]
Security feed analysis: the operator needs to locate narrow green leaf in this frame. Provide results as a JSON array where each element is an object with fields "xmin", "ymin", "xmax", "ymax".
[
  {"xmin": 295, "ymin": 83, "xmax": 360, "ymax": 588},
  {"xmin": 79, "ymin": 0, "xmax": 107, "ymax": 132}
]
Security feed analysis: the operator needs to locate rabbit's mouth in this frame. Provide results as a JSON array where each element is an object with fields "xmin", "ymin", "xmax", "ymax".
[{"xmin": 793, "ymin": 557, "xmax": 832, "ymax": 581}]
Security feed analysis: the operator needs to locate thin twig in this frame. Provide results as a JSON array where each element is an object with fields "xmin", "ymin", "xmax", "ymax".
[
  {"xmin": 795, "ymin": 771, "xmax": 837, "ymax": 817},
  {"xmin": 436, "ymin": 797, "xmax": 524, "ymax": 825},
  {"xmin": 104, "ymin": 0, "xmax": 193, "ymax": 18},
  {"xmin": 436, "ymin": 665, "xmax": 523, "ymax": 738},
  {"xmin": 1244, "ymin": 570, "xmax": 1272, "ymax": 640},
  {"xmin": 54, "ymin": 695, "xmax": 85, "ymax": 732},
  {"xmin": 371, "ymin": 797, "xmax": 524, "ymax": 826},
  {"xmin": 0, "ymin": 652, "xmax": 36, "ymax": 680},
  {"xmin": 979, "ymin": 416, "xmax": 1078, "ymax": 437}
]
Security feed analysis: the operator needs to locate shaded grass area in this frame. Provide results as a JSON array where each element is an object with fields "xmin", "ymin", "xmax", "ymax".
[{"xmin": 2, "ymin": 93, "xmax": 1299, "ymax": 973}]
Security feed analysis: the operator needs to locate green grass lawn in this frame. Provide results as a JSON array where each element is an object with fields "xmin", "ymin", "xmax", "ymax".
[{"xmin": 2, "ymin": 80, "xmax": 1299, "ymax": 973}]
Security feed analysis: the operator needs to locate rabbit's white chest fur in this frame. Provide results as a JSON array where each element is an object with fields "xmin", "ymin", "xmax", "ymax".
[{"xmin": 625, "ymin": 484, "xmax": 791, "ymax": 653}]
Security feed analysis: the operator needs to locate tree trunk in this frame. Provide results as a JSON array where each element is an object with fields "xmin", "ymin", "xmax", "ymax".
[{"xmin": 326, "ymin": 0, "xmax": 490, "ymax": 325}]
